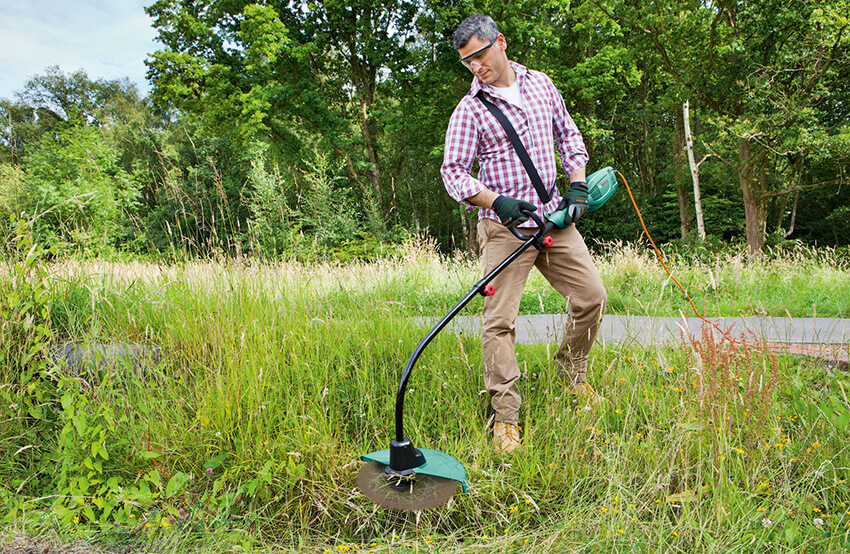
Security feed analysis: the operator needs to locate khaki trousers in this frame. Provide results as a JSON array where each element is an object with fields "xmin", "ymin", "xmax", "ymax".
[{"xmin": 478, "ymin": 218, "xmax": 607, "ymax": 424}]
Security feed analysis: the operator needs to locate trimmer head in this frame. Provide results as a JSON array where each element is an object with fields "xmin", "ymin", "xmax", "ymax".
[
  {"xmin": 357, "ymin": 461, "xmax": 458, "ymax": 511},
  {"xmin": 358, "ymin": 447, "xmax": 469, "ymax": 511}
]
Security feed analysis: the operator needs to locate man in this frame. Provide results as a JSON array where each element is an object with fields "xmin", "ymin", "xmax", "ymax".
[{"xmin": 440, "ymin": 15, "xmax": 607, "ymax": 454}]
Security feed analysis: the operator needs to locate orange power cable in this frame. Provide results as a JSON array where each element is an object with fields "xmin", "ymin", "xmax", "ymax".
[{"xmin": 617, "ymin": 170, "xmax": 845, "ymax": 357}]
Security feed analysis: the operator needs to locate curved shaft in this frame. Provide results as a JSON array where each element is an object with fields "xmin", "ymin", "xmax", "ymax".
[{"xmin": 394, "ymin": 215, "xmax": 554, "ymax": 441}]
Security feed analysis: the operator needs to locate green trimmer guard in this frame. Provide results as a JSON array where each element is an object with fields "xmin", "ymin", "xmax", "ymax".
[{"xmin": 358, "ymin": 448, "xmax": 469, "ymax": 511}]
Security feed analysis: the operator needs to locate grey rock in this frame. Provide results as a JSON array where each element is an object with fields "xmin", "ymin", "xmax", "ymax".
[{"xmin": 50, "ymin": 342, "xmax": 162, "ymax": 380}]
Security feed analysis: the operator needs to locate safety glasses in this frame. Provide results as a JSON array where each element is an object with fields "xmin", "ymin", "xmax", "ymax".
[{"xmin": 459, "ymin": 35, "xmax": 498, "ymax": 69}]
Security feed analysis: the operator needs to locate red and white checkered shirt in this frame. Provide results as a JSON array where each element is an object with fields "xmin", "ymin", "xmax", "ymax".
[{"xmin": 441, "ymin": 61, "xmax": 588, "ymax": 228}]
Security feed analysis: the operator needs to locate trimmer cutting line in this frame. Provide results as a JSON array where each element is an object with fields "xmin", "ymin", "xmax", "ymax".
[{"xmin": 357, "ymin": 167, "xmax": 619, "ymax": 511}]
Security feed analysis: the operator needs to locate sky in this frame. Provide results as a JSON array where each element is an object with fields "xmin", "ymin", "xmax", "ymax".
[{"xmin": 0, "ymin": 0, "xmax": 160, "ymax": 101}]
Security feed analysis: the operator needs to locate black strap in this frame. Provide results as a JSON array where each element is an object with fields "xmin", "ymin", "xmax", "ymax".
[{"xmin": 475, "ymin": 90, "xmax": 551, "ymax": 204}]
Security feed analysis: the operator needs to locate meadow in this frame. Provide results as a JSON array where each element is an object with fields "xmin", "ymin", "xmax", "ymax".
[{"xmin": 2, "ymin": 239, "xmax": 850, "ymax": 553}]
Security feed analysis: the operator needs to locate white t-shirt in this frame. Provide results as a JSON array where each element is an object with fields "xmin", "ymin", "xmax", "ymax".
[{"xmin": 495, "ymin": 80, "xmax": 523, "ymax": 110}]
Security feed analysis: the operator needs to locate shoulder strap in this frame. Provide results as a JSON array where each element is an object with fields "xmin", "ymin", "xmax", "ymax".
[{"xmin": 475, "ymin": 90, "xmax": 551, "ymax": 204}]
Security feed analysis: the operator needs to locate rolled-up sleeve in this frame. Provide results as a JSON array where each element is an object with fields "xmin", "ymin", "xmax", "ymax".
[
  {"xmin": 550, "ymin": 80, "xmax": 588, "ymax": 176},
  {"xmin": 441, "ymin": 101, "xmax": 485, "ymax": 207}
]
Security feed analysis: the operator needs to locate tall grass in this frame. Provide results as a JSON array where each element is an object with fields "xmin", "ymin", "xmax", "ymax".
[{"xmin": 2, "ymin": 242, "xmax": 850, "ymax": 552}]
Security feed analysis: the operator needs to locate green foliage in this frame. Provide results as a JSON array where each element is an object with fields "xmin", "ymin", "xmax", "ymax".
[
  {"xmin": 0, "ymin": 214, "xmax": 54, "ymax": 377},
  {"xmin": 0, "ymin": 214, "xmax": 55, "ymax": 518},
  {"xmin": 23, "ymin": 126, "xmax": 140, "ymax": 253}
]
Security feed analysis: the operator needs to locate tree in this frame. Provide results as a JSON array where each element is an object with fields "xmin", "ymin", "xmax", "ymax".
[
  {"xmin": 589, "ymin": 0, "xmax": 850, "ymax": 254},
  {"xmin": 146, "ymin": 1, "xmax": 420, "ymax": 212}
]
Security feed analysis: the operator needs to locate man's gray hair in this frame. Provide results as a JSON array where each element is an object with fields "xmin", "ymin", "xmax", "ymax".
[{"xmin": 453, "ymin": 15, "xmax": 500, "ymax": 50}]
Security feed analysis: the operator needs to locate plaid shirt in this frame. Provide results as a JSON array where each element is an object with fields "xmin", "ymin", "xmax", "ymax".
[{"xmin": 441, "ymin": 61, "xmax": 588, "ymax": 228}]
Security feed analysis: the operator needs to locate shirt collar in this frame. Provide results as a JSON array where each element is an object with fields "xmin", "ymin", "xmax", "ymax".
[{"xmin": 470, "ymin": 60, "xmax": 528, "ymax": 98}]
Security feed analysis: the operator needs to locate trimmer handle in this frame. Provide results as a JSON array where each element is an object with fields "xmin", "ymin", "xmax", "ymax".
[{"xmin": 509, "ymin": 210, "xmax": 556, "ymax": 246}]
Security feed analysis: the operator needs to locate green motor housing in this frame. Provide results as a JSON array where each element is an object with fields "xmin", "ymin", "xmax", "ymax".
[
  {"xmin": 545, "ymin": 166, "xmax": 618, "ymax": 228},
  {"xmin": 586, "ymin": 166, "xmax": 618, "ymax": 212}
]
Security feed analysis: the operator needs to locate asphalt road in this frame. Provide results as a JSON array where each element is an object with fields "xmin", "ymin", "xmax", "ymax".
[{"xmin": 433, "ymin": 314, "xmax": 850, "ymax": 364}]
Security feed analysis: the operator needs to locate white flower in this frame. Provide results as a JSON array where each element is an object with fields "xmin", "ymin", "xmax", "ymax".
[
  {"xmin": 761, "ymin": 518, "xmax": 773, "ymax": 528},
  {"xmin": 813, "ymin": 518, "xmax": 824, "ymax": 529}
]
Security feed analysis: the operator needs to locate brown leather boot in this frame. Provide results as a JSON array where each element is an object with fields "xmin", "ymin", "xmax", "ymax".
[
  {"xmin": 493, "ymin": 421, "xmax": 521, "ymax": 454},
  {"xmin": 569, "ymin": 382, "xmax": 605, "ymax": 405}
]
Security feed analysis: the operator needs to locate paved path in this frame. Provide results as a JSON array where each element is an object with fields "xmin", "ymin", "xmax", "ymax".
[{"xmin": 434, "ymin": 315, "xmax": 850, "ymax": 364}]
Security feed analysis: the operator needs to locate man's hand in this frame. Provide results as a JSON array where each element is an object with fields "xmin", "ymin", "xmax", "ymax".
[
  {"xmin": 492, "ymin": 195, "xmax": 537, "ymax": 228},
  {"xmin": 562, "ymin": 181, "xmax": 589, "ymax": 224}
]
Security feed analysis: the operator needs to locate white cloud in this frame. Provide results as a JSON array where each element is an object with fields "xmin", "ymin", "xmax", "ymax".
[{"xmin": 0, "ymin": 0, "xmax": 160, "ymax": 100}]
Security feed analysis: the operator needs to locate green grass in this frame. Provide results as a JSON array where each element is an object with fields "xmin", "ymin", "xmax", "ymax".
[{"xmin": 2, "ymin": 243, "xmax": 850, "ymax": 552}]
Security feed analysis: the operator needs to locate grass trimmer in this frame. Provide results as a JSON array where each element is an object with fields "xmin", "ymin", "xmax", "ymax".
[{"xmin": 357, "ymin": 167, "xmax": 619, "ymax": 511}]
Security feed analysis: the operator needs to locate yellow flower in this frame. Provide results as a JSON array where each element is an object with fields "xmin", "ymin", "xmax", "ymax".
[
  {"xmin": 510, "ymin": 505, "xmax": 518, "ymax": 513},
  {"xmin": 73, "ymin": 516, "xmax": 79, "ymax": 524}
]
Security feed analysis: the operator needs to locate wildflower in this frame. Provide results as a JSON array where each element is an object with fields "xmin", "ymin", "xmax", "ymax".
[
  {"xmin": 510, "ymin": 505, "xmax": 518, "ymax": 514},
  {"xmin": 206, "ymin": 468, "xmax": 213, "ymax": 474},
  {"xmin": 814, "ymin": 518, "xmax": 825, "ymax": 529},
  {"xmin": 762, "ymin": 518, "xmax": 774, "ymax": 528},
  {"xmin": 73, "ymin": 516, "xmax": 80, "ymax": 524}
]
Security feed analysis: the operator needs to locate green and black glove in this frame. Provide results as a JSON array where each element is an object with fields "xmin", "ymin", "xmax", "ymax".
[
  {"xmin": 492, "ymin": 195, "xmax": 537, "ymax": 228},
  {"xmin": 562, "ymin": 181, "xmax": 589, "ymax": 224}
]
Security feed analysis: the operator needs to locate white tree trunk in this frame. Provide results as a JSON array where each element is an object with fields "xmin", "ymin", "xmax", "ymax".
[{"xmin": 683, "ymin": 100, "xmax": 706, "ymax": 240}]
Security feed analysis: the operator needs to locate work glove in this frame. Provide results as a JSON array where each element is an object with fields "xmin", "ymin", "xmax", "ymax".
[
  {"xmin": 492, "ymin": 195, "xmax": 537, "ymax": 228},
  {"xmin": 559, "ymin": 181, "xmax": 589, "ymax": 225}
]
